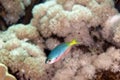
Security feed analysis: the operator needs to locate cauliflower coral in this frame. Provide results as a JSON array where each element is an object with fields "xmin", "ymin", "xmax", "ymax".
[
  {"xmin": 0, "ymin": 24, "xmax": 46, "ymax": 80},
  {"xmin": 31, "ymin": 0, "xmax": 118, "ymax": 46},
  {"xmin": 0, "ymin": 0, "xmax": 120, "ymax": 80},
  {"xmin": 0, "ymin": 0, "xmax": 31, "ymax": 24},
  {"xmin": 29, "ymin": 0, "xmax": 120, "ymax": 80},
  {"xmin": 102, "ymin": 14, "xmax": 120, "ymax": 47},
  {"xmin": 42, "ymin": 47, "xmax": 120, "ymax": 80}
]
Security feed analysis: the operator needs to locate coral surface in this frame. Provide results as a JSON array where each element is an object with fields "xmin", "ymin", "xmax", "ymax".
[
  {"xmin": 0, "ymin": 0, "xmax": 31, "ymax": 24},
  {"xmin": 0, "ymin": 24, "xmax": 46, "ymax": 80},
  {"xmin": 0, "ymin": 0, "xmax": 120, "ymax": 80},
  {"xmin": 102, "ymin": 14, "xmax": 120, "ymax": 47},
  {"xmin": 42, "ymin": 47, "xmax": 120, "ymax": 80},
  {"xmin": 0, "ymin": 63, "xmax": 16, "ymax": 80},
  {"xmin": 31, "ymin": 0, "xmax": 118, "ymax": 46},
  {"xmin": 30, "ymin": 0, "xmax": 120, "ymax": 80}
]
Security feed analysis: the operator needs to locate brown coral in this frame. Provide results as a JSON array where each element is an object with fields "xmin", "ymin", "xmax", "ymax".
[
  {"xmin": 29, "ymin": 0, "xmax": 120, "ymax": 80},
  {"xmin": 101, "ymin": 14, "xmax": 120, "ymax": 47},
  {"xmin": 31, "ymin": 0, "xmax": 118, "ymax": 47},
  {"xmin": 43, "ymin": 46, "xmax": 120, "ymax": 80},
  {"xmin": 0, "ymin": 0, "xmax": 120, "ymax": 80},
  {"xmin": 0, "ymin": 0, "xmax": 24, "ymax": 24},
  {"xmin": 0, "ymin": 0, "xmax": 31, "ymax": 24},
  {"xmin": 0, "ymin": 63, "xmax": 16, "ymax": 80},
  {"xmin": 45, "ymin": 38, "xmax": 60, "ymax": 50}
]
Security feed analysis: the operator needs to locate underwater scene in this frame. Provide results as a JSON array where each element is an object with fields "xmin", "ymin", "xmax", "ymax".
[{"xmin": 0, "ymin": 0, "xmax": 120, "ymax": 80}]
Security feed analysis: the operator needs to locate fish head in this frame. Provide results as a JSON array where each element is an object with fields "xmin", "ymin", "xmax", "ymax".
[{"xmin": 45, "ymin": 58, "xmax": 57, "ymax": 64}]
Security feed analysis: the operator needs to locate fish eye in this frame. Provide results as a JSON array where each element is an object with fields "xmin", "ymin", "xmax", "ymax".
[
  {"xmin": 48, "ymin": 59, "xmax": 51, "ymax": 62},
  {"xmin": 45, "ymin": 59, "xmax": 51, "ymax": 64}
]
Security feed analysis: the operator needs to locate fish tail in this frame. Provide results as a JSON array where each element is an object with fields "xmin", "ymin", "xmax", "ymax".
[{"xmin": 69, "ymin": 39, "xmax": 78, "ymax": 46}]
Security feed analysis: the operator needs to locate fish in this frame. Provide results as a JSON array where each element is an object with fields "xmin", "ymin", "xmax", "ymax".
[{"xmin": 45, "ymin": 39, "xmax": 78, "ymax": 64}]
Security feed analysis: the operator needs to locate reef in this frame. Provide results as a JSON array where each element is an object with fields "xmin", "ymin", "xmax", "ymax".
[
  {"xmin": 0, "ymin": 24, "xmax": 46, "ymax": 80},
  {"xmin": 0, "ymin": 0, "xmax": 120, "ymax": 80}
]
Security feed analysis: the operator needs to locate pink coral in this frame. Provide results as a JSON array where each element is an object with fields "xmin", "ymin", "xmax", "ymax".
[
  {"xmin": 93, "ymin": 53, "xmax": 113, "ymax": 70},
  {"xmin": 106, "ymin": 47, "xmax": 120, "ymax": 61},
  {"xmin": 0, "ymin": 0, "xmax": 32, "ymax": 24},
  {"xmin": 31, "ymin": 0, "xmax": 118, "ymax": 47},
  {"xmin": 102, "ymin": 14, "xmax": 120, "ymax": 47},
  {"xmin": 0, "ymin": 0, "xmax": 24, "ymax": 24},
  {"xmin": 80, "ymin": 65, "xmax": 96, "ymax": 79},
  {"xmin": 0, "ymin": 0, "xmax": 120, "ymax": 80},
  {"xmin": 43, "ymin": 47, "xmax": 120, "ymax": 80},
  {"xmin": 45, "ymin": 38, "xmax": 60, "ymax": 50}
]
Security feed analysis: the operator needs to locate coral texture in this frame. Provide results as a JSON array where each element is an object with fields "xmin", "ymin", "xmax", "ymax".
[
  {"xmin": 45, "ymin": 38, "xmax": 60, "ymax": 50},
  {"xmin": 0, "ymin": 24, "xmax": 46, "ymax": 80},
  {"xmin": 0, "ymin": 0, "xmax": 120, "ymax": 80},
  {"xmin": 0, "ymin": 0, "xmax": 31, "ymax": 24},
  {"xmin": 31, "ymin": 0, "xmax": 118, "ymax": 46},
  {"xmin": 102, "ymin": 14, "xmax": 120, "ymax": 47},
  {"xmin": 29, "ymin": 0, "xmax": 120, "ymax": 80},
  {"xmin": 0, "ymin": 63, "xmax": 16, "ymax": 80},
  {"xmin": 43, "ymin": 47, "xmax": 120, "ymax": 80}
]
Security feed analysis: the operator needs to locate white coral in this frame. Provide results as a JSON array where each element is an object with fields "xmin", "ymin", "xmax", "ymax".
[{"xmin": 0, "ymin": 24, "xmax": 46, "ymax": 80}]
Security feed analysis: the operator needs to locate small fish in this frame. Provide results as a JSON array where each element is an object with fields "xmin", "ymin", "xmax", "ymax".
[{"xmin": 45, "ymin": 39, "xmax": 78, "ymax": 64}]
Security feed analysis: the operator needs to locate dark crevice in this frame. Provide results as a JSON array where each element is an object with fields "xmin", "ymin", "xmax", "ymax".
[
  {"xmin": 0, "ymin": 16, "xmax": 7, "ymax": 30},
  {"xmin": 102, "ymin": 40, "xmax": 112, "ymax": 52},
  {"xmin": 102, "ymin": 40, "xmax": 119, "ymax": 52},
  {"xmin": 89, "ymin": 26, "xmax": 103, "ymax": 41},
  {"xmin": 0, "ymin": 2, "xmax": 7, "ymax": 30},
  {"xmin": 115, "ymin": 0, "xmax": 120, "ymax": 12},
  {"xmin": 0, "ymin": 0, "xmax": 46, "ymax": 30},
  {"xmin": 88, "ymin": 25, "xmax": 119, "ymax": 53},
  {"xmin": 94, "ymin": 70, "xmax": 120, "ymax": 80},
  {"xmin": 8, "ymin": 67, "xmax": 21, "ymax": 80},
  {"xmin": 41, "ymin": 33, "xmax": 65, "ymax": 43},
  {"xmin": 75, "ymin": 45, "xmax": 90, "ymax": 53},
  {"xmin": 93, "ymin": 36, "xmax": 99, "ymax": 42},
  {"xmin": 88, "ymin": 26, "xmax": 105, "ymax": 54},
  {"xmin": 17, "ymin": 0, "xmax": 45, "ymax": 24},
  {"xmin": 44, "ymin": 48, "xmax": 51, "ymax": 57},
  {"xmin": 50, "ymin": 34, "xmax": 65, "ymax": 43}
]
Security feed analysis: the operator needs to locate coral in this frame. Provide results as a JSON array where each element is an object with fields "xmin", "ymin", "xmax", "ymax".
[
  {"xmin": 93, "ymin": 53, "xmax": 113, "ymax": 70},
  {"xmin": 8, "ymin": 24, "xmax": 39, "ymax": 40},
  {"xmin": 45, "ymin": 38, "xmax": 60, "ymax": 50},
  {"xmin": 31, "ymin": 0, "xmax": 118, "ymax": 46},
  {"xmin": 22, "ymin": 0, "xmax": 31, "ymax": 7},
  {"xmin": 0, "ymin": 24, "xmax": 46, "ymax": 80},
  {"xmin": 0, "ymin": 63, "xmax": 16, "ymax": 80},
  {"xmin": 0, "ymin": 0, "xmax": 120, "ymax": 80},
  {"xmin": 43, "ymin": 47, "xmax": 120, "ymax": 80},
  {"xmin": 80, "ymin": 65, "xmax": 96, "ymax": 79},
  {"xmin": 101, "ymin": 14, "xmax": 120, "ymax": 47},
  {"xmin": 0, "ymin": 0, "xmax": 31, "ymax": 24},
  {"xmin": 28, "ymin": 0, "xmax": 120, "ymax": 80}
]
